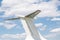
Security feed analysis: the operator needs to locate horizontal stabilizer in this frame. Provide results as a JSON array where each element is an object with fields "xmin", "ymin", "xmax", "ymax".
[
  {"xmin": 5, "ymin": 17, "xmax": 20, "ymax": 20},
  {"xmin": 25, "ymin": 10, "xmax": 41, "ymax": 18}
]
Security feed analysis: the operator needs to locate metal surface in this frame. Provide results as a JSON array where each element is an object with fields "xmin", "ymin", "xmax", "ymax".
[{"xmin": 5, "ymin": 10, "xmax": 41, "ymax": 40}]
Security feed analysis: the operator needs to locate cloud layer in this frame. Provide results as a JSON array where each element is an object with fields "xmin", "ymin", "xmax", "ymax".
[
  {"xmin": 0, "ymin": 0, "xmax": 60, "ymax": 40},
  {"xmin": 0, "ymin": 21, "xmax": 17, "ymax": 29},
  {"xmin": 0, "ymin": 33, "xmax": 26, "ymax": 40},
  {"xmin": 0, "ymin": 0, "xmax": 60, "ymax": 17},
  {"xmin": 45, "ymin": 28, "xmax": 60, "ymax": 40}
]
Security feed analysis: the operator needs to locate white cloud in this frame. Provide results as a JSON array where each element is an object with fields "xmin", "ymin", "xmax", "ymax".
[
  {"xmin": 0, "ymin": 22, "xmax": 4, "ymax": 25},
  {"xmin": 4, "ymin": 23, "xmax": 16, "ymax": 29},
  {"xmin": 37, "ymin": 1, "xmax": 60, "ymax": 17},
  {"xmin": 0, "ymin": 33, "xmax": 26, "ymax": 40},
  {"xmin": 51, "ymin": 18, "xmax": 60, "ymax": 21},
  {"xmin": 0, "ymin": 33, "xmax": 47, "ymax": 40},
  {"xmin": 35, "ymin": 23, "xmax": 47, "ymax": 31},
  {"xmin": 0, "ymin": 21, "xmax": 16, "ymax": 29},
  {"xmin": 35, "ymin": 23, "xmax": 43, "ymax": 27},
  {"xmin": 45, "ymin": 28, "xmax": 60, "ymax": 40},
  {"xmin": 45, "ymin": 33, "xmax": 57, "ymax": 38},
  {"xmin": 45, "ymin": 32, "xmax": 60, "ymax": 40},
  {"xmin": 0, "ymin": 0, "xmax": 60, "ymax": 18},
  {"xmin": 50, "ymin": 28, "xmax": 60, "ymax": 32},
  {"xmin": 23, "ymin": 0, "xmax": 40, "ymax": 4}
]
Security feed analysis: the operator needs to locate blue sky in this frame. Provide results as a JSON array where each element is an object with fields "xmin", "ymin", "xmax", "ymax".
[{"xmin": 0, "ymin": 0, "xmax": 60, "ymax": 40}]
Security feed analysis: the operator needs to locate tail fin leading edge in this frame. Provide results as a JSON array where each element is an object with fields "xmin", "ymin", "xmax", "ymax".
[{"xmin": 25, "ymin": 10, "xmax": 41, "ymax": 18}]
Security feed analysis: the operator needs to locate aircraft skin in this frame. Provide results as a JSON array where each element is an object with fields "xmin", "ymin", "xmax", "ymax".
[
  {"xmin": 5, "ymin": 10, "xmax": 41, "ymax": 40},
  {"xmin": 25, "ymin": 10, "xmax": 41, "ymax": 18},
  {"xmin": 21, "ymin": 17, "xmax": 41, "ymax": 40}
]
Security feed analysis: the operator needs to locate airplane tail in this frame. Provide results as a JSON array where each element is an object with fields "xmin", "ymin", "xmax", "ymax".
[
  {"xmin": 4, "ymin": 10, "xmax": 41, "ymax": 40},
  {"xmin": 5, "ymin": 10, "xmax": 41, "ymax": 20},
  {"xmin": 25, "ymin": 10, "xmax": 41, "ymax": 18}
]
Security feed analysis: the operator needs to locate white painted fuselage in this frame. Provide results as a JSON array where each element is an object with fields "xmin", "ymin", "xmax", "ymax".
[{"xmin": 20, "ymin": 17, "xmax": 41, "ymax": 40}]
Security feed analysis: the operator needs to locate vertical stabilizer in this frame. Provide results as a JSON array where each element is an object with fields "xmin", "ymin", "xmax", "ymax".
[
  {"xmin": 21, "ymin": 18, "xmax": 41, "ymax": 40},
  {"xmin": 21, "ymin": 10, "xmax": 41, "ymax": 40}
]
